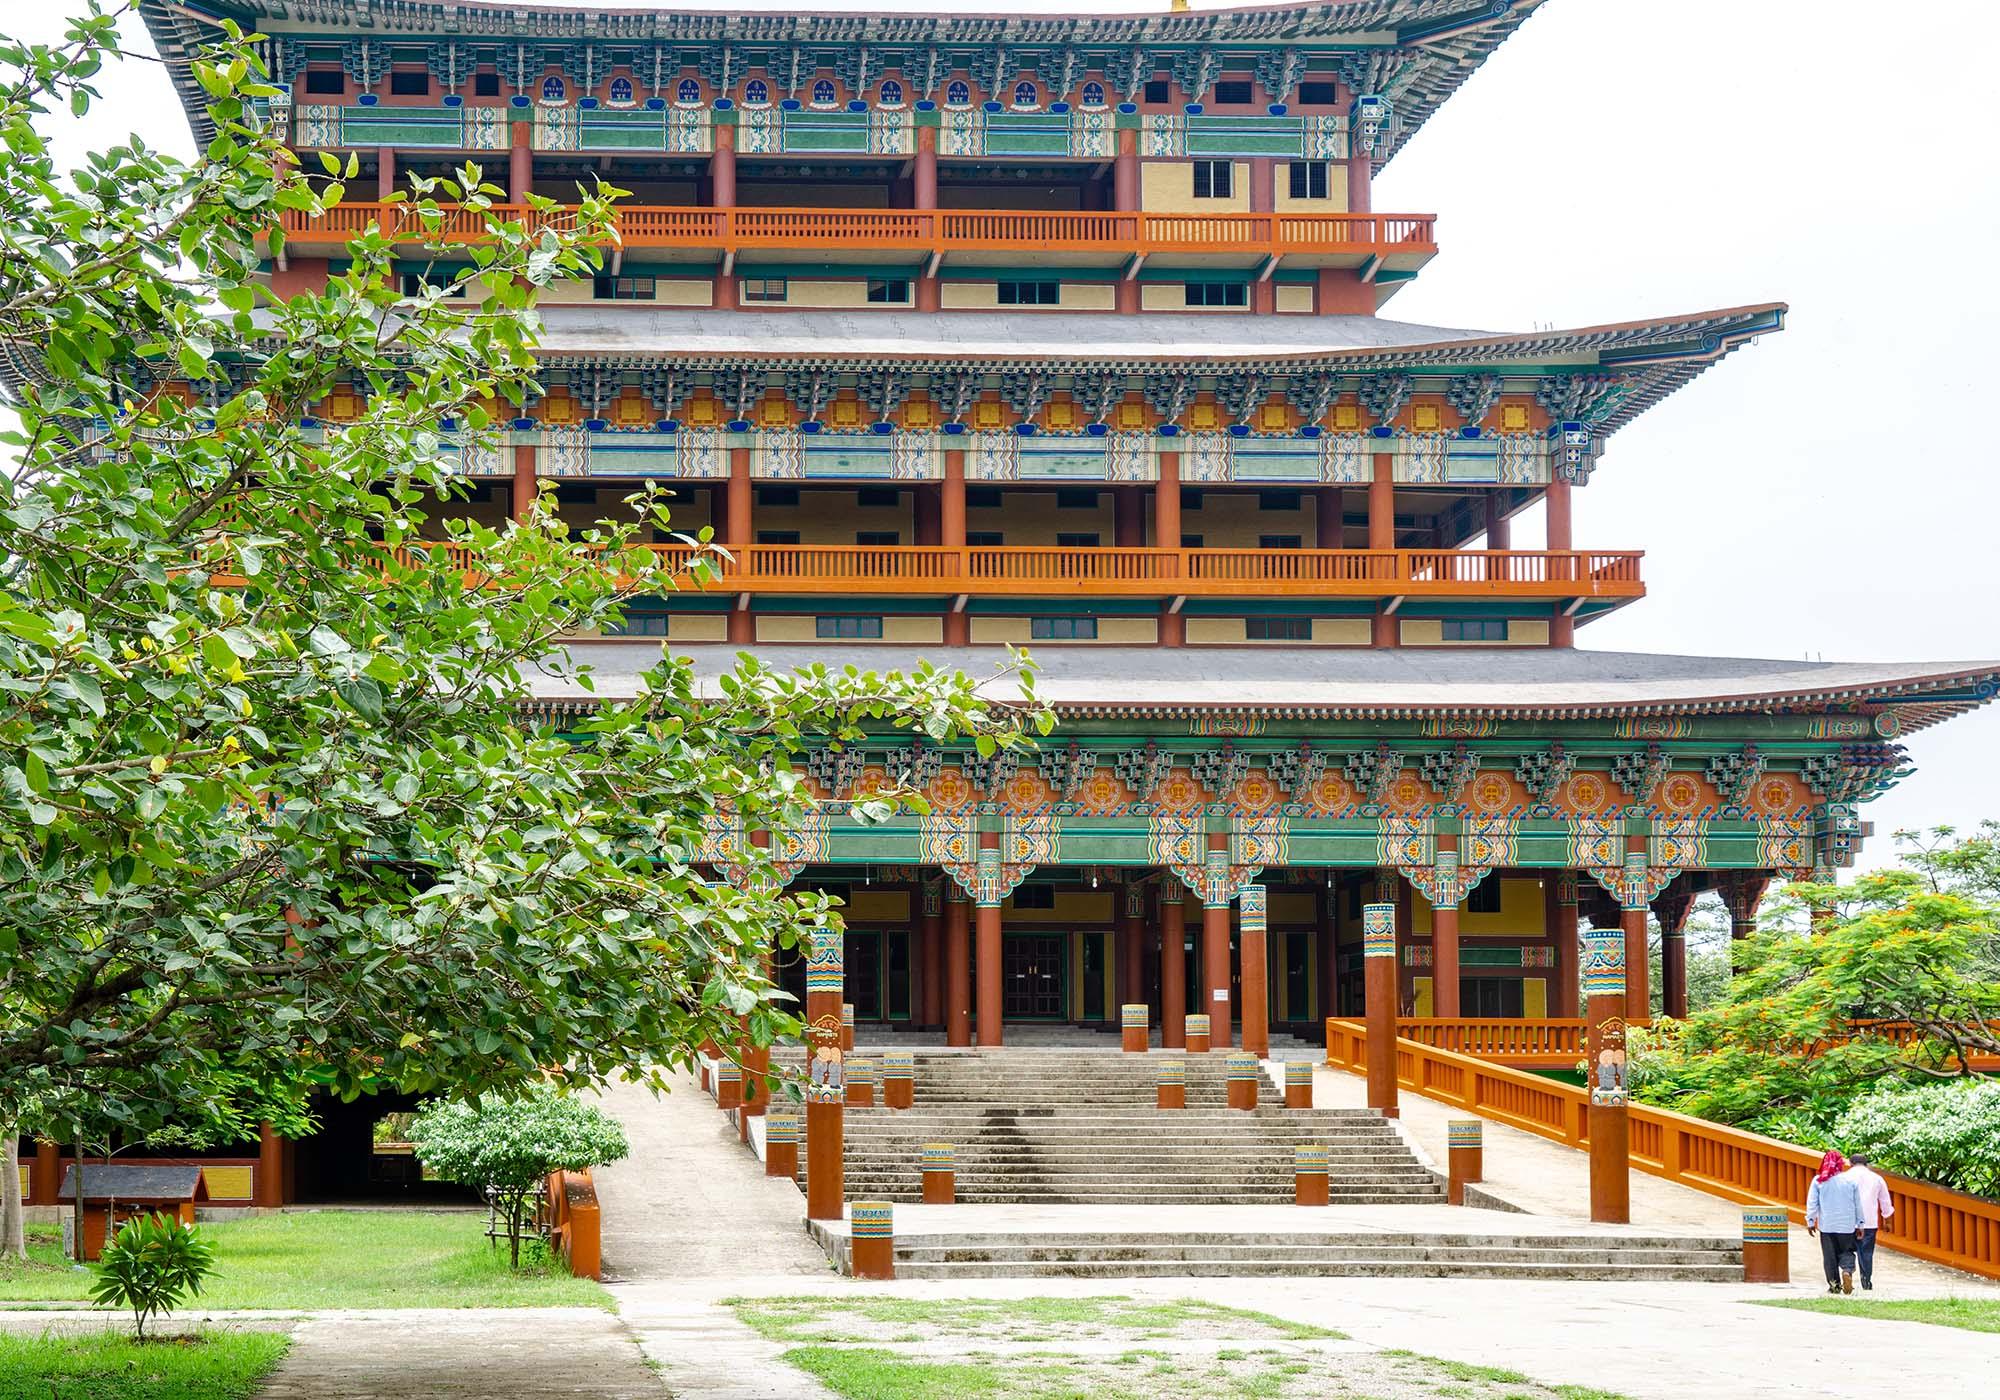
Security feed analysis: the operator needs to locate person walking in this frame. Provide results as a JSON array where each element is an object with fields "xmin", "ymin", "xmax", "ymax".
[
  {"xmin": 1846, "ymin": 1153, "xmax": 1895, "ymax": 1291},
  {"xmin": 1805, "ymin": 1149, "xmax": 1863, "ymax": 1295}
]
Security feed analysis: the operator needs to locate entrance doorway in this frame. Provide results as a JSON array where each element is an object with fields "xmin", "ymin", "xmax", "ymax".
[
  {"xmin": 1463, "ymin": 976, "xmax": 1524, "ymax": 1018},
  {"xmin": 843, "ymin": 930, "xmax": 912, "ymax": 1022},
  {"xmin": 1003, "ymin": 934, "xmax": 1066, "ymax": 1018}
]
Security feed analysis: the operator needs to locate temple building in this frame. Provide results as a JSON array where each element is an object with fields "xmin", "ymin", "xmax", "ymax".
[{"xmin": 140, "ymin": 0, "xmax": 2000, "ymax": 1080}]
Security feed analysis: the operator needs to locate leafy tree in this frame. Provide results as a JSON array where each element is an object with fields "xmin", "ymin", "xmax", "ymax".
[
  {"xmin": 1833, "ymin": 1077, "xmax": 2000, "ymax": 1201},
  {"xmin": 89, "ymin": 1214, "xmax": 218, "ymax": 1341},
  {"xmin": 0, "ymin": 0, "xmax": 1042, "ymax": 1254},
  {"xmin": 408, "ymin": 1089, "xmax": 629, "ymax": 1268}
]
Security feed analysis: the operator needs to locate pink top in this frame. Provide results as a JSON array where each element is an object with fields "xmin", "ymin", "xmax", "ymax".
[{"xmin": 1847, "ymin": 1165, "xmax": 1895, "ymax": 1229}]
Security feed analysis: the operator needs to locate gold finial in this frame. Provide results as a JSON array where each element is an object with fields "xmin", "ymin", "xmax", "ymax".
[{"xmin": 1172, "ymin": 0, "xmax": 1191, "ymax": 11}]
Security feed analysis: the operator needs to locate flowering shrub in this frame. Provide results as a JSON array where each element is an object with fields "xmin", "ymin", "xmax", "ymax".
[{"xmin": 1833, "ymin": 1078, "xmax": 2000, "ymax": 1201}]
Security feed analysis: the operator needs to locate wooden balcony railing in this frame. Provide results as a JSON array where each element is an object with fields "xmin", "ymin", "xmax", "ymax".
[
  {"xmin": 276, "ymin": 203, "xmax": 1437, "ymax": 262},
  {"xmin": 1352, "ymin": 1016, "xmax": 1999, "ymax": 1072},
  {"xmin": 388, "ymin": 542, "xmax": 1642, "ymax": 601},
  {"xmin": 1323, "ymin": 1021, "xmax": 2000, "ymax": 1281}
]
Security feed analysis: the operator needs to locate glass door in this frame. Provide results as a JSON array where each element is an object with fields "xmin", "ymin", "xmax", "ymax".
[{"xmin": 1002, "ymin": 933, "xmax": 1066, "ymax": 1019}]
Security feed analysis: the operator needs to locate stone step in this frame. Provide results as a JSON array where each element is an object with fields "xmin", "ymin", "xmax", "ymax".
[
  {"xmin": 900, "ymin": 1243, "xmax": 1740, "ymax": 1267},
  {"xmin": 888, "ymin": 1259, "xmax": 1745, "ymax": 1281}
]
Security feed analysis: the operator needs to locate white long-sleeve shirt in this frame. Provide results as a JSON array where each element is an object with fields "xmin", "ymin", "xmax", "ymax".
[{"xmin": 1846, "ymin": 1164, "xmax": 1896, "ymax": 1229}]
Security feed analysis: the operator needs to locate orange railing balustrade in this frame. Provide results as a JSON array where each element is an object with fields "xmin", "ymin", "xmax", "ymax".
[
  {"xmin": 1387, "ymin": 1017, "xmax": 1586, "ymax": 1068},
  {"xmin": 276, "ymin": 204, "xmax": 1437, "ymax": 261},
  {"xmin": 1323, "ymin": 1020, "xmax": 2000, "ymax": 1280},
  {"xmin": 380, "ymin": 543, "xmax": 1639, "ymax": 602}
]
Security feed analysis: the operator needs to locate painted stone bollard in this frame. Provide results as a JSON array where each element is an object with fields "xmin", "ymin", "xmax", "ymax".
[
  {"xmin": 921, "ymin": 1142, "xmax": 955, "ymax": 1204},
  {"xmin": 850, "ymin": 1201, "xmax": 894, "ymax": 1280},
  {"xmin": 1227, "ymin": 1053, "xmax": 1260, "ymax": 1111},
  {"xmin": 845, "ymin": 1056, "xmax": 876, "ymax": 1108},
  {"xmin": 1285, "ymin": 1059, "xmax": 1314, "ymax": 1109},
  {"xmin": 1295, "ymin": 1143, "xmax": 1330, "ymax": 1206},
  {"xmin": 1157, "ymin": 1056, "xmax": 1186, "ymax": 1109},
  {"xmin": 1121, "ymin": 1003, "xmax": 1149, "ymax": 1053},
  {"xmin": 764, "ymin": 1113, "xmax": 799, "ymax": 1179},
  {"xmin": 1742, "ymin": 1209, "xmax": 1790, "ymax": 1283},
  {"xmin": 1185, "ymin": 1013, "xmax": 1211, "ymax": 1054},
  {"xmin": 1447, "ymin": 1120, "xmax": 1484, "ymax": 1205},
  {"xmin": 882, "ymin": 1051, "xmax": 915, "ymax": 1110},
  {"xmin": 715, "ymin": 1060, "xmax": 742, "ymax": 1112},
  {"xmin": 841, "ymin": 1003, "xmax": 856, "ymax": 1052}
]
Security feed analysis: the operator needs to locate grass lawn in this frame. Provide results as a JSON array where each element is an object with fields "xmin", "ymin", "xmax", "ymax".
[
  {"xmin": 0, "ymin": 1214, "xmax": 608, "ymax": 1311},
  {"xmin": 728, "ymin": 1294, "xmax": 1341, "ymax": 1345},
  {"xmin": 0, "ymin": 1329, "xmax": 288, "ymax": 1400},
  {"xmin": 1754, "ymin": 1295, "xmax": 2000, "ymax": 1334}
]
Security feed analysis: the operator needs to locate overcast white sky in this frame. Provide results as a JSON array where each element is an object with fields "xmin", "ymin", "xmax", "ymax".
[{"xmin": 13, "ymin": 0, "xmax": 2000, "ymax": 869}]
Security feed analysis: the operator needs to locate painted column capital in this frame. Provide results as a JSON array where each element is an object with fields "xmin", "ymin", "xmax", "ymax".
[{"xmin": 1362, "ymin": 901, "xmax": 1397, "ymax": 958}]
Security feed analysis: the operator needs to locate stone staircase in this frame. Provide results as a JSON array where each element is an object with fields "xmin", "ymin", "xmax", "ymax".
[
  {"xmin": 877, "ymin": 1227, "xmax": 1746, "ymax": 1281},
  {"xmin": 793, "ymin": 1047, "xmax": 1444, "ymax": 1207}
]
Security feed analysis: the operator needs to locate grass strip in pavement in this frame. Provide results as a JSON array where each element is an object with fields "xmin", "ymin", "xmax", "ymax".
[
  {"xmin": 727, "ymin": 1294, "xmax": 1341, "ymax": 1345},
  {"xmin": 1753, "ymin": 1295, "xmax": 2000, "ymax": 1334},
  {"xmin": 0, "ymin": 1328, "xmax": 288, "ymax": 1400}
]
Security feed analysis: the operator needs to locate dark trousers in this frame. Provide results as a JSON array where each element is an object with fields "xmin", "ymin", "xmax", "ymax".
[
  {"xmin": 1819, "ymin": 1229, "xmax": 1860, "ymax": 1285},
  {"xmin": 1858, "ymin": 1228, "xmax": 1879, "ymax": 1285}
]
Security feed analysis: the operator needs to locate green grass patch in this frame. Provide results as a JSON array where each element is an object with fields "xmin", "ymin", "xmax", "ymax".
[
  {"xmin": 726, "ymin": 1294, "xmax": 1340, "ymax": 1345},
  {"xmin": 783, "ymin": 1348, "xmax": 1118, "ymax": 1400},
  {"xmin": 0, "ymin": 1212, "xmax": 608, "ymax": 1311},
  {"xmin": 1754, "ymin": 1295, "xmax": 2000, "ymax": 1334},
  {"xmin": 0, "ymin": 1328, "xmax": 288, "ymax": 1400}
]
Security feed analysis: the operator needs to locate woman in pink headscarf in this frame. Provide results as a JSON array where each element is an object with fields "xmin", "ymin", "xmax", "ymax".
[{"xmin": 1805, "ymin": 1149, "xmax": 1864, "ymax": 1293}]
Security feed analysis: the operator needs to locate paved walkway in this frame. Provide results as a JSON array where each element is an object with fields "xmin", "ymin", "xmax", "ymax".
[{"xmin": 1307, "ymin": 1060, "xmax": 1999, "ymax": 1291}]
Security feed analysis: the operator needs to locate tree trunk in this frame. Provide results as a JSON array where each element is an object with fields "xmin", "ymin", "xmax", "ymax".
[{"xmin": 0, "ymin": 1119, "xmax": 24, "ymax": 1261}]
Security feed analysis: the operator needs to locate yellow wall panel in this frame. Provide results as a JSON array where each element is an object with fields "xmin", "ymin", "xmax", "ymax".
[
  {"xmin": 883, "ymin": 616, "xmax": 944, "ymax": 644},
  {"xmin": 1274, "ymin": 284, "xmax": 1316, "ymax": 313},
  {"xmin": 848, "ymin": 890, "xmax": 911, "ymax": 922},
  {"xmin": 1096, "ymin": 617, "xmax": 1159, "ymax": 644},
  {"xmin": 1141, "ymin": 160, "xmax": 1249, "ymax": 213},
  {"xmin": 1524, "ymin": 977, "xmax": 1548, "ymax": 1018},
  {"xmin": 201, "ymin": 1165, "xmax": 254, "ymax": 1201},
  {"xmin": 1411, "ymin": 875, "xmax": 1547, "ymax": 936},
  {"xmin": 756, "ymin": 615, "xmax": 820, "ymax": 643},
  {"xmin": 970, "ymin": 617, "xmax": 1032, "ymax": 644},
  {"xmin": 1185, "ymin": 617, "xmax": 1247, "ymax": 644},
  {"xmin": 1312, "ymin": 618, "xmax": 1371, "ymax": 645},
  {"xmin": 667, "ymin": 614, "xmax": 728, "ymax": 642}
]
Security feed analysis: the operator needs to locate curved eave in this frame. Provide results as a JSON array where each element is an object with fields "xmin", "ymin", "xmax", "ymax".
[{"xmin": 140, "ymin": 0, "xmax": 1547, "ymax": 166}]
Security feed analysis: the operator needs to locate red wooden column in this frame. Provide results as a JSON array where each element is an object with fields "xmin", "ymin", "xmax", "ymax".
[
  {"xmin": 1118, "ymin": 881, "xmax": 1146, "ymax": 1007},
  {"xmin": 1430, "ymin": 835, "xmax": 1462, "ymax": 1019},
  {"xmin": 509, "ymin": 117, "xmax": 532, "ymax": 203},
  {"xmin": 1315, "ymin": 487, "xmax": 1344, "ymax": 549},
  {"xmin": 31, "ymin": 1141, "xmax": 60, "ymax": 1206},
  {"xmin": 1159, "ymin": 888, "xmax": 1187, "ymax": 1049},
  {"xmin": 1620, "ymin": 837, "xmax": 1652, "ymax": 1021},
  {"xmin": 1156, "ymin": 452, "xmax": 1184, "ymax": 646},
  {"xmin": 255, "ymin": 1123, "xmax": 287, "ymax": 1208},
  {"xmin": 1315, "ymin": 876, "xmax": 1338, "ymax": 1022},
  {"xmin": 1238, "ymin": 884, "xmax": 1269, "ymax": 1058},
  {"xmin": 1368, "ymin": 453, "xmax": 1397, "ymax": 647},
  {"xmin": 974, "ymin": 829, "xmax": 1004, "ymax": 1047},
  {"xmin": 1113, "ymin": 127, "xmax": 1139, "ymax": 211},
  {"xmin": 1724, "ymin": 874, "xmax": 1770, "ymax": 940},
  {"xmin": 804, "ymin": 926, "xmax": 845, "ymax": 1222},
  {"xmin": 913, "ymin": 125, "xmax": 939, "ymax": 310},
  {"xmin": 511, "ymin": 443, "xmax": 538, "ymax": 524},
  {"xmin": 711, "ymin": 122, "xmax": 737, "ymax": 207},
  {"xmin": 1551, "ymin": 873, "xmax": 1580, "ymax": 1018},
  {"xmin": 1346, "ymin": 130, "xmax": 1372, "ymax": 214},
  {"xmin": 918, "ymin": 881, "xmax": 944, "ymax": 1030},
  {"xmin": 376, "ymin": 146, "xmax": 397, "ymax": 201},
  {"xmin": 944, "ymin": 890, "xmax": 972, "ymax": 1047},
  {"xmin": 942, "ymin": 449, "xmax": 968, "ymax": 646},
  {"xmin": 1362, "ymin": 897, "xmax": 1399, "ymax": 1118},
  {"xmin": 1583, "ymin": 925, "xmax": 1630, "ymax": 1223},
  {"xmin": 1546, "ymin": 475, "xmax": 1575, "ymax": 648},
  {"xmin": 726, "ymin": 446, "xmax": 754, "ymax": 644},
  {"xmin": 1656, "ymin": 890, "xmax": 1693, "ymax": 1020},
  {"xmin": 1201, "ymin": 833, "xmax": 1233, "ymax": 1049}
]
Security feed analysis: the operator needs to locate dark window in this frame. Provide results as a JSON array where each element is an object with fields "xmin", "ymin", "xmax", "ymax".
[
  {"xmin": 1466, "ymin": 879, "xmax": 1504, "ymax": 915},
  {"xmin": 756, "ymin": 486, "xmax": 800, "ymax": 507},
  {"xmin": 866, "ymin": 278, "xmax": 910, "ymax": 304},
  {"xmin": 1056, "ymin": 532, "xmax": 1100, "ymax": 548},
  {"xmin": 997, "ymin": 280, "xmax": 1060, "ymax": 306},
  {"xmin": 1298, "ymin": 80, "xmax": 1337, "ymax": 106},
  {"xmin": 966, "ymin": 531, "xmax": 1004, "ymax": 547},
  {"xmin": 1246, "ymin": 617, "xmax": 1312, "ymax": 641},
  {"xmin": 605, "ymin": 611, "xmax": 671, "ymax": 637},
  {"xmin": 856, "ymin": 487, "xmax": 900, "ymax": 507},
  {"xmin": 1031, "ymin": 616, "xmax": 1097, "ymax": 640},
  {"xmin": 1180, "ymin": 488, "xmax": 1204, "ymax": 510},
  {"xmin": 389, "ymin": 70, "xmax": 429, "ymax": 96},
  {"xmin": 554, "ymin": 485, "xmax": 598, "ymax": 505},
  {"xmin": 1214, "ymin": 80, "xmax": 1253, "ymax": 105},
  {"xmin": 1258, "ymin": 490, "xmax": 1301, "ymax": 512},
  {"xmin": 855, "ymin": 530, "xmax": 900, "ymax": 546},
  {"xmin": 1191, "ymin": 160, "xmax": 1234, "ymax": 199},
  {"xmin": 1055, "ymin": 488, "xmax": 1099, "ymax": 509},
  {"xmin": 1143, "ymin": 79, "xmax": 1170, "ymax": 104},
  {"xmin": 817, "ymin": 616, "xmax": 884, "ymax": 639},
  {"xmin": 1442, "ymin": 618, "xmax": 1510, "ymax": 642},
  {"xmin": 303, "ymin": 68, "xmax": 344, "ymax": 95},
  {"xmin": 1180, "ymin": 533, "xmax": 1203, "ymax": 548},
  {"xmin": 399, "ymin": 271, "xmax": 464, "ymax": 298},
  {"xmin": 742, "ymin": 278, "xmax": 788, "ymax": 303},
  {"xmin": 1013, "ymin": 884, "xmax": 1056, "ymax": 910},
  {"xmin": 592, "ymin": 275, "xmax": 656, "ymax": 301},
  {"xmin": 1185, "ymin": 281, "xmax": 1247, "ymax": 308},
  {"xmin": 1259, "ymin": 534, "xmax": 1303, "ymax": 550},
  {"xmin": 1288, "ymin": 160, "xmax": 1331, "ymax": 200},
  {"xmin": 967, "ymin": 486, "xmax": 1004, "ymax": 509},
  {"xmin": 757, "ymin": 530, "xmax": 801, "ymax": 545},
  {"xmin": 472, "ymin": 72, "xmax": 501, "ymax": 97}
]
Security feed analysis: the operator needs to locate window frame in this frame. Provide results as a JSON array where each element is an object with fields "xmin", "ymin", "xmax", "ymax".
[
  {"xmin": 388, "ymin": 69, "xmax": 430, "ymax": 97},
  {"xmin": 816, "ymin": 615, "xmax": 885, "ymax": 640},
  {"xmin": 1441, "ymin": 618, "xmax": 1511, "ymax": 642},
  {"xmin": 1191, "ymin": 159, "xmax": 1234, "ymax": 200},
  {"xmin": 866, "ymin": 278, "xmax": 912, "ymax": 305},
  {"xmin": 997, "ymin": 280, "xmax": 1061, "ymax": 307},
  {"xmin": 1288, "ymin": 160, "xmax": 1331, "ymax": 200},
  {"xmin": 1030, "ymin": 616, "xmax": 1099, "ymax": 641},
  {"xmin": 741, "ymin": 277, "xmax": 789, "ymax": 304},
  {"xmin": 1184, "ymin": 281, "xmax": 1248, "ymax": 308},
  {"xmin": 591, "ymin": 275, "xmax": 657, "ymax": 302},
  {"xmin": 1245, "ymin": 616, "xmax": 1312, "ymax": 641},
  {"xmin": 1213, "ymin": 79, "xmax": 1253, "ymax": 105}
]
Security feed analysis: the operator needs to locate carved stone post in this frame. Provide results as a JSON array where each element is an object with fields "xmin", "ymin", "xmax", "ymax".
[
  {"xmin": 804, "ymin": 927, "xmax": 846, "ymax": 1222},
  {"xmin": 845, "ymin": 1057, "xmax": 876, "ymax": 1108},
  {"xmin": 1584, "ymin": 925, "xmax": 1630, "ymax": 1224},
  {"xmin": 1121, "ymin": 1003, "xmax": 1149, "ymax": 1053},
  {"xmin": 882, "ymin": 1051, "xmax": 914, "ymax": 1110},
  {"xmin": 1363, "ymin": 900, "xmax": 1400, "ymax": 1119},
  {"xmin": 1284, "ymin": 1059, "xmax": 1313, "ymax": 1109},
  {"xmin": 1185, "ymin": 1013, "xmax": 1211, "ymax": 1054},
  {"xmin": 1742, "ymin": 1209, "xmax": 1789, "ymax": 1282}
]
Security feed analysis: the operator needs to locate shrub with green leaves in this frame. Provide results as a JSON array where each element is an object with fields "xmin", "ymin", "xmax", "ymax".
[
  {"xmin": 410, "ymin": 1088, "xmax": 629, "ymax": 1268},
  {"xmin": 1834, "ymin": 1078, "xmax": 2000, "ymax": 1201},
  {"xmin": 88, "ymin": 1214, "xmax": 217, "ymax": 1340}
]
